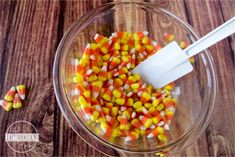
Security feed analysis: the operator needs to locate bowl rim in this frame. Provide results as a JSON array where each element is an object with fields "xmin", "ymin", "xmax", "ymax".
[{"xmin": 53, "ymin": 1, "xmax": 218, "ymax": 154}]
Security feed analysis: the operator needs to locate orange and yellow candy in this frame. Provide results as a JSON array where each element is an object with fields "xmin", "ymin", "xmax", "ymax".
[{"xmin": 71, "ymin": 31, "xmax": 188, "ymax": 143}]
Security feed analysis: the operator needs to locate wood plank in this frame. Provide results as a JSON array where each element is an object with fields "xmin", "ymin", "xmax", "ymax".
[
  {"xmin": 54, "ymin": 0, "xmax": 112, "ymax": 156},
  {"xmin": 185, "ymin": 0, "xmax": 235, "ymax": 156},
  {"xmin": 219, "ymin": 0, "xmax": 235, "ymax": 61},
  {"xmin": 0, "ymin": 0, "xmax": 60, "ymax": 156},
  {"xmin": 147, "ymin": 0, "xmax": 211, "ymax": 156}
]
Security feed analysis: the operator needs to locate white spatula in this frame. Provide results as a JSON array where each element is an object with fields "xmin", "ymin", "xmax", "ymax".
[{"xmin": 132, "ymin": 16, "xmax": 235, "ymax": 88}]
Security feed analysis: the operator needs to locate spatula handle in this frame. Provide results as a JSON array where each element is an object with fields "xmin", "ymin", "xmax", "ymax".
[{"xmin": 184, "ymin": 16, "xmax": 235, "ymax": 58}]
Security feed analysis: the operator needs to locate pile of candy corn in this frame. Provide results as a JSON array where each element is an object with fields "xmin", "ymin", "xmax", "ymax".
[
  {"xmin": 70, "ymin": 32, "xmax": 192, "ymax": 143},
  {"xmin": 0, "ymin": 85, "xmax": 26, "ymax": 111}
]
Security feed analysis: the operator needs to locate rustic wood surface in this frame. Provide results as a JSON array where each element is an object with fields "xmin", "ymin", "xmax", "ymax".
[{"xmin": 0, "ymin": 0, "xmax": 234, "ymax": 156}]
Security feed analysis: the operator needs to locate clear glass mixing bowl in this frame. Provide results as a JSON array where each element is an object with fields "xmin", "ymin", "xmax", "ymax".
[{"xmin": 53, "ymin": 2, "xmax": 217, "ymax": 156}]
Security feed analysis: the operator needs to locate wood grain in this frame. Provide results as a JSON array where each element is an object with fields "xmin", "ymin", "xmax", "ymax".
[
  {"xmin": 220, "ymin": 0, "xmax": 235, "ymax": 62},
  {"xmin": 0, "ymin": 0, "xmax": 234, "ymax": 157},
  {"xmin": 185, "ymin": 0, "xmax": 235, "ymax": 156},
  {"xmin": 146, "ymin": 1, "xmax": 211, "ymax": 156},
  {"xmin": 0, "ymin": 0, "xmax": 60, "ymax": 156}
]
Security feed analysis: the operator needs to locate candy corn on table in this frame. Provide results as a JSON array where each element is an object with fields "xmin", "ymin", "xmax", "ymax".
[{"xmin": 0, "ymin": 1, "xmax": 234, "ymax": 156}]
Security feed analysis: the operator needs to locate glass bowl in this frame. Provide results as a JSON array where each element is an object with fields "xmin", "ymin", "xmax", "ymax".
[{"xmin": 53, "ymin": 2, "xmax": 217, "ymax": 156}]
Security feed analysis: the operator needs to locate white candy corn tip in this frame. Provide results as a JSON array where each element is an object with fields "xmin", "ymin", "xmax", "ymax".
[
  {"xmin": 74, "ymin": 88, "xmax": 80, "ymax": 96},
  {"xmin": 162, "ymin": 93, "xmax": 167, "ymax": 98},
  {"xmin": 101, "ymin": 127, "xmax": 107, "ymax": 133},
  {"xmin": 157, "ymin": 121, "xmax": 164, "ymax": 127},
  {"xmin": 10, "ymin": 86, "xmax": 16, "ymax": 91},
  {"xmin": 106, "ymin": 115, "xmax": 111, "ymax": 121},
  {"xmin": 108, "ymin": 36, "xmax": 113, "ymax": 40},
  {"xmin": 152, "ymin": 41, "xmax": 157, "ymax": 46},
  {"xmin": 124, "ymin": 84, "xmax": 129, "ymax": 89},
  {"xmin": 169, "ymin": 106, "xmax": 176, "ymax": 112},
  {"xmin": 114, "ymin": 73, "xmax": 119, "ymax": 77},
  {"xmin": 143, "ymin": 31, "xmax": 149, "ymax": 36},
  {"xmin": 83, "ymin": 81, "xmax": 89, "ymax": 87},
  {"xmin": 164, "ymin": 124, "xmax": 170, "ymax": 130},
  {"xmin": 109, "ymin": 56, "xmax": 113, "ymax": 62},
  {"xmin": 86, "ymin": 69, "xmax": 93, "ymax": 75},
  {"xmin": 90, "ymin": 55, "xmax": 95, "ymax": 60},
  {"xmin": 130, "ymin": 48, "xmax": 136, "ymax": 53},
  {"xmin": 111, "ymin": 32, "xmax": 117, "ymax": 37},
  {"xmin": 139, "ymin": 115, "xmax": 144, "ymax": 120},
  {"xmin": 84, "ymin": 114, "xmax": 91, "ymax": 120},
  {"xmin": 86, "ymin": 43, "xmax": 91, "ymax": 48},
  {"xmin": 95, "ymin": 105, "xmax": 101, "ymax": 111},
  {"xmin": 0, "ymin": 100, "xmax": 4, "ymax": 106},
  {"xmin": 127, "ymin": 92, "xmax": 133, "ymax": 97},
  {"xmin": 139, "ymin": 53, "xmax": 144, "ymax": 59},
  {"xmin": 101, "ymin": 65, "xmax": 107, "ymax": 71},
  {"xmin": 121, "ymin": 106, "xmax": 126, "ymax": 111},
  {"xmin": 147, "ymin": 133, "xmax": 154, "ymax": 139},
  {"xmin": 137, "ymin": 91, "xmax": 143, "ymax": 97},
  {"xmin": 140, "ymin": 125, "xmax": 146, "ymax": 130},
  {"xmin": 125, "ymin": 136, "xmax": 131, "ymax": 142},
  {"xmin": 151, "ymin": 97, "xmax": 156, "ymax": 101},
  {"xmin": 108, "ymin": 79, "xmax": 114, "ymax": 85},
  {"xmin": 108, "ymin": 85, "xmax": 114, "ymax": 91},
  {"xmin": 93, "ymin": 92, "xmax": 99, "ymax": 98},
  {"xmin": 142, "ymin": 83, "xmax": 147, "ymax": 88},
  {"xmin": 131, "ymin": 112, "xmax": 136, "ymax": 118},
  {"xmin": 74, "ymin": 58, "xmax": 79, "ymax": 65},
  {"xmin": 160, "ymin": 111, "xmax": 165, "ymax": 117},
  {"xmin": 131, "ymin": 53, "xmax": 136, "ymax": 59},
  {"xmin": 19, "ymin": 95, "xmax": 25, "ymax": 100},
  {"xmin": 142, "ymin": 108, "xmax": 148, "ymax": 114},
  {"xmin": 150, "ymin": 124, "xmax": 156, "ymax": 129},
  {"xmin": 126, "ymin": 63, "xmax": 131, "ymax": 69},
  {"xmin": 94, "ymin": 34, "xmax": 100, "ymax": 40}
]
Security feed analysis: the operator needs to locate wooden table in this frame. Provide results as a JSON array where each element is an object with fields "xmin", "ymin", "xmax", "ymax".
[{"xmin": 0, "ymin": 0, "xmax": 234, "ymax": 156}]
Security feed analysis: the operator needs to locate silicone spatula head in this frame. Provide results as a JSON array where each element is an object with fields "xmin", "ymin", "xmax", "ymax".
[{"xmin": 132, "ymin": 41, "xmax": 193, "ymax": 88}]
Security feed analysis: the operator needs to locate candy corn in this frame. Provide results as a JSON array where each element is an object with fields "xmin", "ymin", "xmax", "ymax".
[
  {"xmin": 102, "ymin": 86, "xmax": 113, "ymax": 101},
  {"xmin": 119, "ymin": 116, "xmax": 130, "ymax": 131},
  {"xmin": 71, "ymin": 31, "xmax": 181, "ymax": 143},
  {"xmin": 147, "ymin": 127, "xmax": 164, "ymax": 138},
  {"xmin": 94, "ymin": 33, "xmax": 108, "ymax": 47},
  {"xmin": 0, "ymin": 100, "xmax": 13, "ymax": 112},
  {"xmin": 16, "ymin": 85, "xmax": 26, "ymax": 100},
  {"xmin": 4, "ymin": 86, "xmax": 16, "ymax": 102},
  {"xmin": 13, "ymin": 93, "xmax": 22, "ymax": 109},
  {"xmin": 164, "ymin": 32, "xmax": 175, "ymax": 42},
  {"xmin": 134, "ymin": 31, "xmax": 148, "ymax": 40},
  {"xmin": 92, "ymin": 81, "xmax": 103, "ymax": 98},
  {"xmin": 125, "ymin": 131, "xmax": 139, "ymax": 142},
  {"xmin": 139, "ymin": 115, "xmax": 153, "ymax": 129},
  {"xmin": 140, "ymin": 92, "xmax": 151, "ymax": 104}
]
